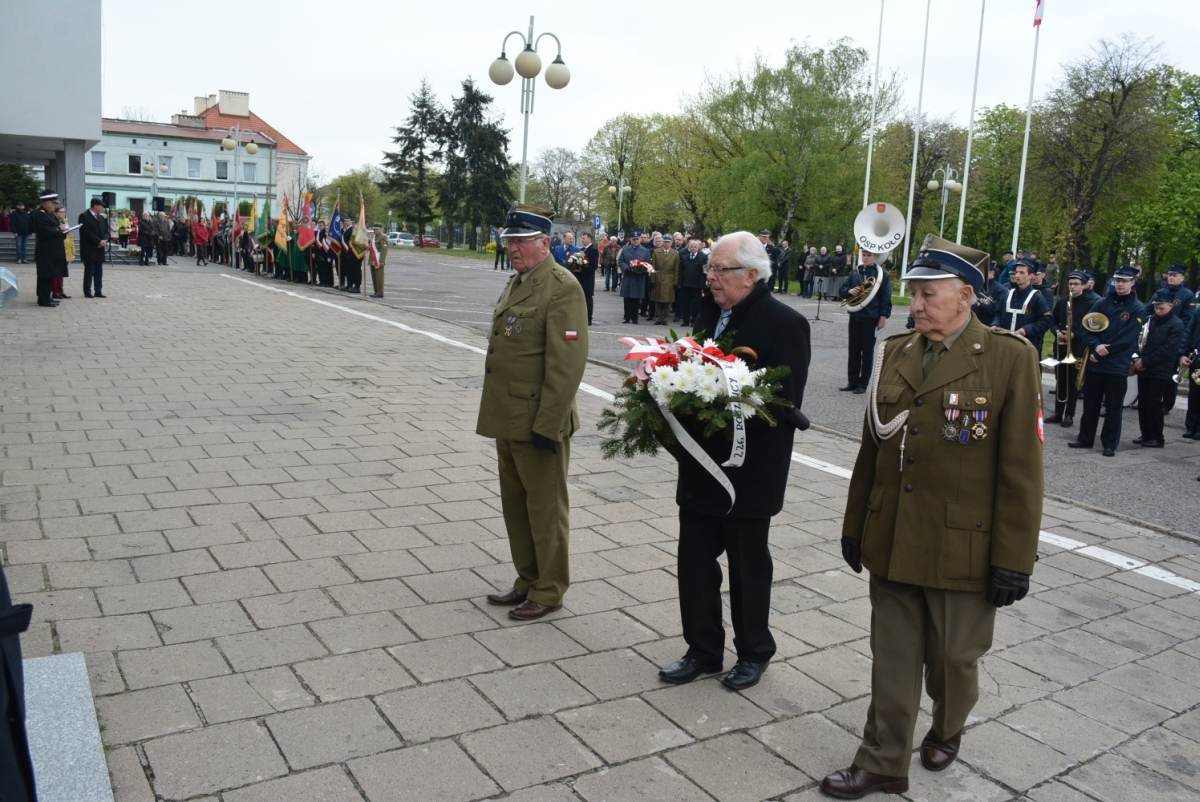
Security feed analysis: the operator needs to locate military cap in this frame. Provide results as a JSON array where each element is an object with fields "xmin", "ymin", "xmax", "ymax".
[
  {"xmin": 39, "ymin": 192, "xmax": 58, "ymax": 201},
  {"xmin": 500, "ymin": 208, "xmax": 552, "ymax": 239},
  {"xmin": 1151, "ymin": 289, "xmax": 1175, "ymax": 305},
  {"xmin": 1112, "ymin": 265, "xmax": 1138, "ymax": 280},
  {"xmin": 906, "ymin": 233, "xmax": 988, "ymax": 293},
  {"xmin": 1067, "ymin": 270, "xmax": 1087, "ymax": 282},
  {"xmin": 758, "ymin": 228, "xmax": 771, "ymax": 236},
  {"xmin": 631, "ymin": 230, "xmax": 643, "ymax": 237},
  {"xmin": 1166, "ymin": 264, "xmax": 1186, "ymax": 275},
  {"xmin": 1016, "ymin": 256, "xmax": 1042, "ymax": 273}
]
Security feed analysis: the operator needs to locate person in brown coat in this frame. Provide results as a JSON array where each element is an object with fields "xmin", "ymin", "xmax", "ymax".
[{"xmin": 650, "ymin": 237, "xmax": 679, "ymax": 324}]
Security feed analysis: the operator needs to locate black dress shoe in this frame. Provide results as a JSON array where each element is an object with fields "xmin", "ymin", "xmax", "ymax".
[
  {"xmin": 1139, "ymin": 439, "xmax": 1164, "ymax": 448},
  {"xmin": 919, "ymin": 729, "xmax": 961, "ymax": 772},
  {"xmin": 485, "ymin": 587, "xmax": 526, "ymax": 606},
  {"xmin": 1102, "ymin": 447, "xmax": 1116, "ymax": 457},
  {"xmin": 37, "ymin": 301, "xmax": 57, "ymax": 307},
  {"xmin": 1183, "ymin": 432, "xmax": 1198, "ymax": 440},
  {"xmin": 658, "ymin": 656, "xmax": 722, "ymax": 685},
  {"xmin": 820, "ymin": 765, "xmax": 908, "ymax": 799},
  {"xmin": 1067, "ymin": 441, "xmax": 1092, "ymax": 449},
  {"xmin": 1060, "ymin": 416, "xmax": 1074, "ymax": 428},
  {"xmin": 853, "ymin": 387, "xmax": 866, "ymax": 395},
  {"xmin": 838, "ymin": 385, "xmax": 857, "ymax": 392},
  {"xmin": 1044, "ymin": 414, "xmax": 1062, "ymax": 424},
  {"xmin": 721, "ymin": 660, "xmax": 767, "ymax": 691},
  {"xmin": 94, "ymin": 293, "xmax": 106, "ymax": 298},
  {"xmin": 1132, "ymin": 436, "xmax": 1145, "ymax": 445},
  {"xmin": 83, "ymin": 294, "xmax": 93, "ymax": 299}
]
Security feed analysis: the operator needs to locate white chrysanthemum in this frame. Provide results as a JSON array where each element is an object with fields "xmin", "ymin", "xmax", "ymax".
[
  {"xmin": 674, "ymin": 361, "xmax": 703, "ymax": 395},
  {"xmin": 695, "ymin": 365, "xmax": 724, "ymax": 403}
]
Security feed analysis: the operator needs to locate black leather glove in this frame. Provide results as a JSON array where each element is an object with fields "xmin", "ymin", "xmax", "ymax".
[
  {"xmin": 987, "ymin": 567, "xmax": 1030, "ymax": 607},
  {"xmin": 780, "ymin": 407, "xmax": 811, "ymax": 431},
  {"xmin": 530, "ymin": 432, "xmax": 558, "ymax": 454},
  {"xmin": 841, "ymin": 538, "xmax": 862, "ymax": 573}
]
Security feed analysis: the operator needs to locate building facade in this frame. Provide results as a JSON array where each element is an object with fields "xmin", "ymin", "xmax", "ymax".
[{"xmin": 84, "ymin": 90, "xmax": 308, "ymax": 219}]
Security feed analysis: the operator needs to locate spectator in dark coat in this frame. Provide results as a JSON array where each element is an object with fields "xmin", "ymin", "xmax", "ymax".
[
  {"xmin": 137, "ymin": 211, "xmax": 156, "ymax": 266},
  {"xmin": 676, "ymin": 237, "xmax": 708, "ymax": 327},
  {"xmin": 32, "ymin": 193, "xmax": 66, "ymax": 307},
  {"xmin": 9, "ymin": 203, "xmax": 32, "ymax": 263},
  {"xmin": 79, "ymin": 197, "xmax": 109, "ymax": 298}
]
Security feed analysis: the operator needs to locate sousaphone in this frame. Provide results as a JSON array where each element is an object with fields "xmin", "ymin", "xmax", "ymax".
[{"xmin": 846, "ymin": 202, "xmax": 905, "ymax": 313}]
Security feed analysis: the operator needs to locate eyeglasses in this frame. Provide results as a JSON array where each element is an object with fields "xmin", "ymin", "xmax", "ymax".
[{"xmin": 706, "ymin": 264, "xmax": 746, "ymax": 275}]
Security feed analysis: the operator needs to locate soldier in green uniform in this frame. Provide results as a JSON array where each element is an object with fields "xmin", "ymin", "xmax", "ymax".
[
  {"xmin": 650, "ymin": 236, "xmax": 680, "ymax": 324},
  {"xmin": 821, "ymin": 236, "xmax": 1043, "ymax": 800},
  {"xmin": 476, "ymin": 209, "xmax": 589, "ymax": 621}
]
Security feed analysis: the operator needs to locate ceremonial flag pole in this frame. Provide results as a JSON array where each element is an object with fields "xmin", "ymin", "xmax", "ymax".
[
  {"xmin": 956, "ymin": 0, "xmax": 987, "ymax": 244},
  {"xmin": 862, "ymin": 0, "xmax": 886, "ymax": 210},
  {"xmin": 899, "ymin": 0, "xmax": 933, "ymax": 296},
  {"xmin": 1011, "ymin": 0, "xmax": 1044, "ymax": 255}
]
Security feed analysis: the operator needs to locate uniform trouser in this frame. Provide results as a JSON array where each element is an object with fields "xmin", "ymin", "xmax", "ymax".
[
  {"xmin": 677, "ymin": 512, "xmax": 775, "ymax": 665},
  {"xmin": 35, "ymin": 263, "xmax": 50, "ymax": 304},
  {"xmin": 623, "ymin": 298, "xmax": 640, "ymax": 322},
  {"xmin": 83, "ymin": 258, "xmax": 103, "ymax": 296},
  {"xmin": 496, "ymin": 438, "xmax": 571, "ymax": 606},
  {"xmin": 1078, "ymin": 372, "xmax": 1127, "ymax": 450},
  {"xmin": 773, "ymin": 267, "xmax": 789, "ymax": 293},
  {"xmin": 494, "ymin": 247, "xmax": 506, "ymax": 270},
  {"xmin": 654, "ymin": 300, "xmax": 672, "ymax": 323},
  {"xmin": 677, "ymin": 287, "xmax": 701, "ymax": 326},
  {"xmin": 855, "ymin": 575, "xmax": 995, "ymax": 778},
  {"xmin": 370, "ymin": 265, "xmax": 384, "ymax": 296},
  {"xmin": 317, "ymin": 261, "xmax": 334, "ymax": 286},
  {"xmin": 156, "ymin": 241, "xmax": 168, "ymax": 264},
  {"xmin": 1053, "ymin": 363, "xmax": 1081, "ymax": 418},
  {"xmin": 1137, "ymin": 374, "xmax": 1172, "ymax": 441},
  {"xmin": 1187, "ymin": 380, "xmax": 1200, "ymax": 434},
  {"xmin": 847, "ymin": 316, "xmax": 878, "ymax": 389}
]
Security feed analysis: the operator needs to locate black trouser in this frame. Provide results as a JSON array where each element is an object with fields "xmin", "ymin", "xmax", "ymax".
[
  {"xmin": 139, "ymin": 243, "xmax": 152, "ymax": 265},
  {"xmin": 774, "ymin": 266, "xmax": 789, "ymax": 293},
  {"xmin": 35, "ymin": 262, "xmax": 51, "ymax": 304},
  {"xmin": 1137, "ymin": 374, "xmax": 1173, "ymax": 442},
  {"xmin": 677, "ymin": 286, "xmax": 701, "ymax": 327},
  {"xmin": 1186, "ymin": 380, "xmax": 1200, "ymax": 434},
  {"xmin": 623, "ymin": 298, "xmax": 640, "ymax": 322},
  {"xmin": 156, "ymin": 240, "xmax": 168, "ymax": 264},
  {"xmin": 847, "ymin": 315, "xmax": 878, "ymax": 389},
  {"xmin": 83, "ymin": 258, "xmax": 103, "ymax": 296},
  {"xmin": 494, "ymin": 246, "xmax": 506, "ymax": 270},
  {"xmin": 677, "ymin": 510, "xmax": 775, "ymax": 664},
  {"xmin": 1053, "ymin": 363, "xmax": 1081, "ymax": 419},
  {"xmin": 1079, "ymin": 372, "xmax": 1127, "ymax": 450}
]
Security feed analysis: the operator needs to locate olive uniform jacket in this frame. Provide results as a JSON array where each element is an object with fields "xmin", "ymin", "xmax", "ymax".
[
  {"xmin": 476, "ymin": 254, "xmax": 589, "ymax": 443},
  {"xmin": 842, "ymin": 316, "xmax": 1043, "ymax": 592},
  {"xmin": 650, "ymin": 247, "xmax": 679, "ymax": 303}
]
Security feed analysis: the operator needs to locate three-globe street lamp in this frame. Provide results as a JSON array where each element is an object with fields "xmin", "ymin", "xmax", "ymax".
[
  {"xmin": 489, "ymin": 15, "xmax": 570, "ymax": 203},
  {"xmin": 926, "ymin": 165, "xmax": 962, "ymax": 239},
  {"xmin": 608, "ymin": 178, "xmax": 629, "ymax": 237}
]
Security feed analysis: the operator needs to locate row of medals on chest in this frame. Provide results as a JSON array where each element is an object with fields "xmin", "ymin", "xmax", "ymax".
[{"xmin": 943, "ymin": 392, "xmax": 988, "ymax": 444}]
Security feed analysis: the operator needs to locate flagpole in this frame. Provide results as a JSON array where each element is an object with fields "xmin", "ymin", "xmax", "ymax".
[
  {"xmin": 1012, "ymin": 10, "xmax": 1042, "ymax": 255},
  {"xmin": 862, "ymin": 0, "xmax": 886, "ymax": 210},
  {"xmin": 956, "ymin": 0, "xmax": 986, "ymax": 245},
  {"xmin": 899, "ymin": 0, "xmax": 932, "ymax": 296}
]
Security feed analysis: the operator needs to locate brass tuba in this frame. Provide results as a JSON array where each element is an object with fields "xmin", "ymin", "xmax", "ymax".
[{"xmin": 846, "ymin": 202, "xmax": 905, "ymax": 313}]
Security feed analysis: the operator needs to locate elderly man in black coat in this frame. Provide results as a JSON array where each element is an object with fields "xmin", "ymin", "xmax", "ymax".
[
  {"xmin": 658, "ymin": 230, "xmax": 811, "ymax": 691},
  {"xmin": 79, "ymin": 197, "xmax": 110, "ymax": 298},
  {"xmin": 32, "ymin": 192, "xmax": 67, "ymax": 308}
]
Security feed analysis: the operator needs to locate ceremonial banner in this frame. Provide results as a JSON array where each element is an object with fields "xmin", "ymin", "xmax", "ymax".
[
  {"xmin": 249, "ymin": 194, "xmax": 257, "ymax": 238},
  {"xmin": 1034, "ymin": 0, "xmax": 1045, "ymax": 26},
  {"xmin": 298, "ymin": 222, "xmax": 317, "ymax": 251},
  {"xmin": 329, "ymin": 196, "xmax": 344, "ymax": 253},
  {"xmin": 256, "ymin": 197, "xmax": 269, "ymax": 237},
  {"xmin": 350, "ymin": 194, "xmax": 370, "ymax": 259},
  {"xmin": 275, "ymin": 197, "xmax": 290, "ymax": 252}
]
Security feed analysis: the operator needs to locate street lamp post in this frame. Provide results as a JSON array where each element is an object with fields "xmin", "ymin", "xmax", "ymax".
[
  {"xmin": 608, "ymin": 177, "xmax": 629, "ymax": 237},
  {"xmin": 488, "ymin": 15, "xmax": 570, "ymax": 204},
  {"xmin": 926, "ymin": 165, "xmax": 962, "ymax": 239},
  {"xmin": 221, "ymin": 124, "xmax": 259, "ymax": 223}
]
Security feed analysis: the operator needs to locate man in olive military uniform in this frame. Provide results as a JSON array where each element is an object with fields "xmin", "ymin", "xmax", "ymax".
[
  {"xmin": 821, "ymin": 236, "xmax": 1043, "ymax": 800},
  {"xmin": 476, "ymin": 209, "xmax": 589, "ymax": 621}
]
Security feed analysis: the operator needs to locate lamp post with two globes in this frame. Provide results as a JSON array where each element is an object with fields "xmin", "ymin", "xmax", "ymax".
[
  {"xmin": 607, "ymin": 178, "xmax": 629, "ymax": 238},
  {"xmin": 488, "ymin": 16, "xmax": 570, "ymax": 204},
  {"xmin": 221, "ymin": 124, "xmax": 258, "ymax": 222},
  {"xmin": 926, "ymin": 165, "xmax": 962, "ymax": 239}
]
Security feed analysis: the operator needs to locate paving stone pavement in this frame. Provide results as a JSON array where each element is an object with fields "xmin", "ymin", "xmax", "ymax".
[{"xmin": 2, "ymin": 264, "xmax": 1200, "ymax": 801}]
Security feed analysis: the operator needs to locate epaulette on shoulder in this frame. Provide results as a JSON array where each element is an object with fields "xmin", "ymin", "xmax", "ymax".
[
  {"xmin": 883, "ymin": 330, "xmax": 913, "ymax": 342},
  {"xmin": 988, "ymin": 326, "xmax": 1039, "ymax": 350}
]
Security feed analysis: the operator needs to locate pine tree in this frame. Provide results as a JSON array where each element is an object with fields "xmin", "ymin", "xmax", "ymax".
[
  {"xmin": 439, "ymin": 79, "xmax": 514, "ymax": 250},
  {"xmin": 383, "ymin": 80, "xmax": 446, "ymax": 241}
]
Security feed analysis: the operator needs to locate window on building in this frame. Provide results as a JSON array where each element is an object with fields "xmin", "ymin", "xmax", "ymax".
[
  {"xmin": 242, "ymin": 162, "xmax": 257, "ymax": 182},
  {"xmin": 128, "ymin": 154, "xmax": 142, "ymax": 174},
  {"xmin": 216, "ymin": 160, "xmax": 228, "ymax": 181},
  {"xmin": 158, "ymin": 156, "xmax": 172, "ymax": 176},
  {"xmin": 187, "ymin": 158, "xmax": 201, "ymax": 178},
  {"xmin": 91, "ymin": 151, "xmax": 106, "ymax": 172}
]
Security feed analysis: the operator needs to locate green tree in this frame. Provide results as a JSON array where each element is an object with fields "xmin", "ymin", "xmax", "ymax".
[
  {"xmin": 322, "ymin": 167, "xmax": 389, "ymax": 225},
  {"xmin": 581, "ymin": 115, "xmax": 652, "ymax": 232},
  {"xmin": 438, "ymin": 79, "xmax": 513, "ymax": 249},
  {"xmin": 383, "ymin": 79, "xmax": 445, "ymax": 237},
  {"xmin": 532, "ymin": 147, "xmax": 580, "ymax": 219},
  {"xmin": 1035, "ymin": 36, "xmax": 1171, "ymax": 270},
  {"xmin": 0, "ymin": 164, "xmax": 39, "ymax": 210}
]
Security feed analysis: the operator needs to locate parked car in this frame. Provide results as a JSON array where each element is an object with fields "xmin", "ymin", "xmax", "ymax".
[
  {"xmin": 395, "ymin": 232, "xmax": 415, "ymax": 247},
  {"xmin": 416, "ymin": 235, "xmax": 441, "ymax": 248}
]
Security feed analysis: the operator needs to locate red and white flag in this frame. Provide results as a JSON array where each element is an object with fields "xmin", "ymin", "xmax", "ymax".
[{"xmin": 1033, "ymin": 0, "xmax": 1045, "ymax": 26}]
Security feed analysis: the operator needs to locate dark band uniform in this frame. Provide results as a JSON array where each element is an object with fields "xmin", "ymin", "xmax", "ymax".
[
  {"xmin": 841, "ymin": 261, "xmax": 893, "ymax": 391},
  {"xmin": 825, "ymin": 238, "xmax": 1042, "ymax": 796},
  {"xmin": 1162, "ymin": 266, "xmax": 1194, "ymax": 325},
  {"xmin": 1135, "ymin": 290, "xmax": 1186, "ymax": 445},
  {"xmin": 989, "ymin": 281, "xmax": 1052, "ymax": 344},
  {"xmin": 1182, "ymin": 313, "xmax": 1200, "ymax": 438},
  {"xmin": 1047, "ymin": 272, "xmax": 1100, "ymax": 425},
  {"xmin": 1074, "ymin": 266, "xmax": 1147, "ymax": 453},
  {"xmin": 476, "ymin": 210, "xmax": 588, "ymax": 610}
]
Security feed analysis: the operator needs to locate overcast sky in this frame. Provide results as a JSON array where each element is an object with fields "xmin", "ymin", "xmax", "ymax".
[{"xmin": 101, "ymin": 0, "xmax": 1200, "ymax": 180}]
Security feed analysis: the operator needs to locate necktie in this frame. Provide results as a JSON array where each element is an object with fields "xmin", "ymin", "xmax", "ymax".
[
  {"xmin": 924, "ymin": 342, "xmax": 946, "ymax": 378},
  {"xmin": 714, "ymin": 309, "xmax": 732, "ymax": 338}
]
